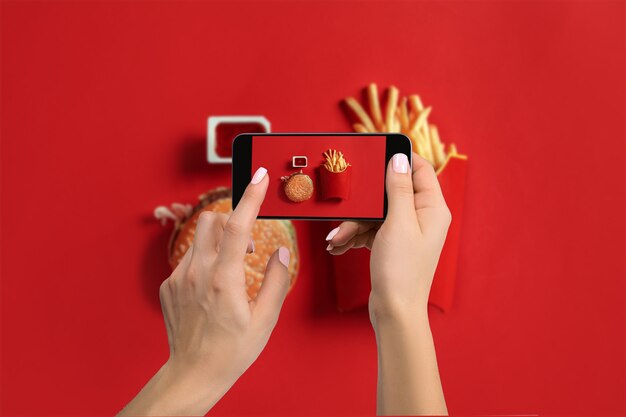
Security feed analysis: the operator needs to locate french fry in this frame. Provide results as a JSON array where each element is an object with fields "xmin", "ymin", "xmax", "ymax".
[
  {"xmin": 385, "ymin": 86, "xmax": 399, "ymax": 132},
  {"xmin": 430, "ymin": 125, "xmax": 446, "ymax": 168},
  {"xmin": 323, "ymin": 149, "xmax": 351, "ymax": 173},
  {"xmin": 417, "ymin": 131, "xmax": 434, "ymax": 165},
  {"xmin": 392, "ymin": 115, "xmax": 401, "ymax": 132},
  {"xmin": 353, "ymin": 123, "xmax": 369, "ymax": 133},
  {"xmin": 395, "ymin": 108, "xmax": 403, "ymax": 130},
  {"xmin": 409, "ymin": 94, "xmax": 424, "ymax": 112},
  {"xmin": 409, "ymin": 106, "xmax": 432, "ymax": 133},
  {"xmin": 345, "ymin": 97, "xmax": 375, "ymax": 132},
  {"xmin": 413, "ymin": 135, "xmax": 424, "ymax": 156},
  {"xmin": 398, "ymin": 97, "xmax": 409, "ymax": 132},
  {"xmin": 421, "ymin": 110, "xmax": 433, "ymax": 163},
  {"xmin": 449, "ymin": 143, "xmax": 458, "ymax": 156},
  {"xmin": 367, "ymin": 83, "xmax": 384, "ymax": 130},
  {"xmin": 408, "ymin": 94, "xmax": 424, "ymax": 125}
]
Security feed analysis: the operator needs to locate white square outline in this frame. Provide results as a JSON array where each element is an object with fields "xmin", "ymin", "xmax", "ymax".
[
  {"xmin": 207, "ymin": 116, "xmax": 271, "ymax": 164},
  {"xmin": 292, "ymin": 156, "xmax": 308, "ymax": 168}
]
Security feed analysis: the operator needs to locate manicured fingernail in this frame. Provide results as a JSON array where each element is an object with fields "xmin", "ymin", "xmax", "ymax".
[
  {"xmin": 249, "ymin": 239, "xmax": 255, "ymax": 253},
  {"xmin": 251, "ymin": 167, "xmax": 267, "ymax": 184},
  {"xmin": 278, "ymin": 246, "xmax": 290, "ymax": 267},
  {"xmin": 392, "ymin": 153, "xmax": 408, "ymax": 174},
  {"xmin": 326, "ymin": 243, "xmax": 333, "ymax": 251},
  {"xmin": 325, "ymin": 227, "xmax": 340, "ymax": 241}
]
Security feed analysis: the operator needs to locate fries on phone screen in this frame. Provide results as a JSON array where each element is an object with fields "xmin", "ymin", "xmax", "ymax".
[{"xmin": 323, "ymin": 149, "xmax": 351, "ymax": 173}]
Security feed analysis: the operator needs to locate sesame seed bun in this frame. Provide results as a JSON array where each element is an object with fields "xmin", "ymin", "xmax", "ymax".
[
  {"xmin": 283, "ymin": 172, "xmax": 314, "ymax": 202},
  {"xmin": 168, "ymin": 187, "xmax": 299, "ymax": 299}
]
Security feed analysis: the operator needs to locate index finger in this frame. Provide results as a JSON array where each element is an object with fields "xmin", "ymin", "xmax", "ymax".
[{"xmin": 219, "ymin": 167, "xmax": 269, "ymax": 262}]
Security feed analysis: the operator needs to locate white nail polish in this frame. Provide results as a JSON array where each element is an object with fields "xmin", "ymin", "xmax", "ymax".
[
  {"xmin": 278, "ymin": 246, "xmax": 290, "ymax": 267},
  {"xmin": 251, "ymin": 167, "xmax": 267, "ymax": 184},
  {"xmin": 325, "ymin": 227, "xmax": 340, "ymax": 241},
  {"xmin": 326, "ymin": 243, "xmax": 333, "ymax": 251},
  {"xmin": 392, "ymin": 153, "xmax": 408, "ymax": 174}
]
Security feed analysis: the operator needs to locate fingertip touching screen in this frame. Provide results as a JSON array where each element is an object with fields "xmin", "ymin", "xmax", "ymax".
[{"xmin": 251, "ymin": 135, "xmax": 387, "ymax": 219}]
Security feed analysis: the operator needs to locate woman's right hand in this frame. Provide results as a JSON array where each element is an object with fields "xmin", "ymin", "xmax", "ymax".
[
  {"xmin": 325, "ymin": 152, "xmax": 451, "ymax": 322},
  {"xmin": 326, "ymin": 152, "xmax": 450, "ymax": 415}
]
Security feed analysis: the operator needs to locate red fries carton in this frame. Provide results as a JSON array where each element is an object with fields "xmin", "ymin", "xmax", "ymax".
[
  {"xmin": 319, "ymin": 166, "xmax": 352, "ymax": 200},
  {"xmin": 331, "ymin": 155, "xmax": 467, "ymax": 312}
]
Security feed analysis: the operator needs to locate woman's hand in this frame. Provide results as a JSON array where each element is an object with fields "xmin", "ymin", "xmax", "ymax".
[
  {"xmin": 326, "ymin": 152, "xmax": 451, "ymax": 320},
  {"xmin": 325, "ymin": 153, "xmax": 450, "ymax": 415},
  {"xmin": 119, "ymin": 167, "xmax": 291, "ymax": 416}
]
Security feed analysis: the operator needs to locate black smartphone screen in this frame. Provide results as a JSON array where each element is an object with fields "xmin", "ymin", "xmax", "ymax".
[{"xmin": 232, "ymin": 133, "xmax": 412, "ymax": 221}]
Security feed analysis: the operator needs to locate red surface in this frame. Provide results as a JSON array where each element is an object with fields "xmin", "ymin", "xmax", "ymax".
[
  {"xmin": 1, "ymin": 1, "xmax": 624, "ymax": 416},
  {"xmin": 333, "ymin": 156, "xmax": 468, "ymax": 312},
  {"xmin": 251, "ymin": 135, "xmax": 385, "ymax": 218}
]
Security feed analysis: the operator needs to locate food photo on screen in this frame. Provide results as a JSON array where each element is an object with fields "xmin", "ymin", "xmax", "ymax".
[{"xmin": 248, "ymin": 135, "xmax": 387, "ymax": 219}]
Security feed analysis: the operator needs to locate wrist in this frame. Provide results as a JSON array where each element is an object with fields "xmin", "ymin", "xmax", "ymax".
[
  {"xmin": 120, "ymin": 359, "xmax": 233, "ymax": 416},
  {"xmin": 161, "ymin": 358, "xmax": 235, "ymax": 415},
  {"xmin": 368, "ymin": 293, "xmax": 429, "ymax": 332}
]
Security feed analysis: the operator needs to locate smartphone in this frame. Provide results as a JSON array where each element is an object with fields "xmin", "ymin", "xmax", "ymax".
[{"xmin": 232, "ymin": 133, "xmax": 412, "ymax": 221}]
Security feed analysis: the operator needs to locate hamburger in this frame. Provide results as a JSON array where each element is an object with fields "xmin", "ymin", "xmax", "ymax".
[
  {"xmin": 281, "ymin": 171, "xmax": 314, "ymax": 202},
  {"xmin": 155, "ymin": 187, "xmax": 299, "ymax": 299}
]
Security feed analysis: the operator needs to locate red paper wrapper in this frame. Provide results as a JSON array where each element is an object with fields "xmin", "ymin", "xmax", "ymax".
[
  {"xmin": 331, "ymin": 155, "xmax": 467, "ymax": 312},
  {"xmin": 319, "ymin": 166, "xmax": 352, "ymax": 200}
]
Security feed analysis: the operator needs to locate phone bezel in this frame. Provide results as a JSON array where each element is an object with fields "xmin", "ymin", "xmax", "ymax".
[{"xmin": 232, "ymin": 133, "xmax": 412, "ymax": 221}]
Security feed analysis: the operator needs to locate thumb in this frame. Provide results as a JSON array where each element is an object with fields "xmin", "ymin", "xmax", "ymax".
[
  {"xmin": 385, "ymin": 153, "xmax": 416, "ymax": 227},
  {"xmin": 253, "ymin": 247, "xmax": 291, "ymax": 327}
]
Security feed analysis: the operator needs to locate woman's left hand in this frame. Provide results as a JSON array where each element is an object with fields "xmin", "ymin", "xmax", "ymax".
[{"xmin": 119, "ymin": 167, "xmax": 291, "ymax": 416}]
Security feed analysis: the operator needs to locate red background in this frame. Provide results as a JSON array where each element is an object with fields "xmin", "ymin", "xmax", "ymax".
[
  {"xmin": 251, "ymin": 135, "xmax": 385, "ymax": 218},
  {"xmin": 1, "ymin": 1, "xmax": 624, "ymax": 416}
]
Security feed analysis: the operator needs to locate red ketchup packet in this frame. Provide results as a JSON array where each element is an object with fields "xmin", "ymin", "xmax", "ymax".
[{"xmin": 331, "ymin": 155, "xmax": 468, "ymax": 312}]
